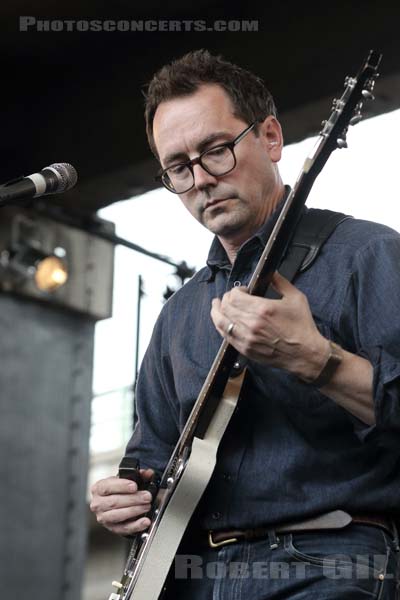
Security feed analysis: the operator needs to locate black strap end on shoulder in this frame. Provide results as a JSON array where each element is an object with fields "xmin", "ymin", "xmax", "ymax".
[
  {"xmin": 265, "ymin": 208, "xmax": 352, "ymax": 299},
  {"xmin": 294, "ymin": 209, "xmax": 352, "ymax": 273}
]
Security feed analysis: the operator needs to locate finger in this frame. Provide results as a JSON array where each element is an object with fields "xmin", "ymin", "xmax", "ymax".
[
  {"xmin": 270, "ymin": 271, "xmax": 294, "ymax": 295},
  {"xmin": 96, "ymin": 503, "xmax": 152, "ymax": 526},
  {"xmin": 138, "ymin": 469, "xmax": 156, "ymax": 489},
  {"xmin": 109, "ymin": 517, "xmax": 152, "ymax": 537},
  {"xmin": 95, "ymin": 490, "xmax": 153, "ymax": 513},
  {"xmin": 212, "ymin": 295, "xmax": 251, "ymax": 339},
  {"xmin": 210, "ymin": 298, "xmax": 226, "ymax": 332},
  {"xmin": 214, "ymin": 292, "xmax": 248, "ymax": 319},
  {"xmin": 211, "ymin": 307, "xmax": 233, "ymax": 339},
  {"xmin": 92, "ymin": 476, "xmax": 139, "ymax": 497},
  {"xmin": 221, "ymin": 289, "xmax": 266, "ymax": 321},
  {"xmin": 211, "ymin": 297, "xmax": 222, "ymax": 310},
  {"xmin": 230, "ymin": 285, "xmax": 248, "ymax": 295},
  {"xmin": 220, "ymin": 316, "xmax": 240, "ymax": 340},
  {"xmin": 140, "ymin": 468, "xmax": 155, "ymax": 481},
  {"xmin": 221, "ymin": 287, "xmax": 249, "ymax": 310}
]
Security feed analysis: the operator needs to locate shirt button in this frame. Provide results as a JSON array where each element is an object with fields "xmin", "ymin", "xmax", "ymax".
[
  {"xmin": 222, "ymin": 473, "xmax": 232, "ymax": 481},
  {"xmin": 233, "ymin": 281, "xmax": 241, "ymax": 287},
  {"xmin": 212, "ymin": 511, "xmax": 222, "ymax": 520}
]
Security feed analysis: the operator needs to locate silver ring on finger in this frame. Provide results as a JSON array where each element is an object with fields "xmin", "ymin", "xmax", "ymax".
[{"xmin": 227, "ymin": 322, "xmax": 235, "ymax": 336}]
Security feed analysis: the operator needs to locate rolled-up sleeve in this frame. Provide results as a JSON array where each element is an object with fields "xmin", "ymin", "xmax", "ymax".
[{"xmin": 342, "ymin": 234, "xmax": 400, "ymax": 441}]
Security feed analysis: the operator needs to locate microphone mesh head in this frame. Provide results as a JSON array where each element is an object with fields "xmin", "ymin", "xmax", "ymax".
[{"xmin": 48, "ymin": 163, "xmax": 78, "ymax": 193}]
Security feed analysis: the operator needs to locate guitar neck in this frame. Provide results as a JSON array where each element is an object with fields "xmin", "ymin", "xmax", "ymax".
[
  {"xmin": 175, "ymin": 166, "xmax": 312, "ymax": 452},
  {"xmin": 160, "ymin": 49, "xmax": 382, "ymax": 484}
]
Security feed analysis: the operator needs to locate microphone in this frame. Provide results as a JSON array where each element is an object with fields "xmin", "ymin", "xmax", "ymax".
[{"xmin": 0, "ymin": 163, "xmax": 78, "ymax": 206}]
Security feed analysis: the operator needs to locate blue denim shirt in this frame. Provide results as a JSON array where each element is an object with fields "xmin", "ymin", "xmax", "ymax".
[{"xmin": 126, "ymin": 202, "xmax": 400, "ymax": 530}]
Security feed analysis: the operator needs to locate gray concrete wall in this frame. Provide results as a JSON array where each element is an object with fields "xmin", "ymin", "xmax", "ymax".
[{"xmin": 0, "ymin": 293, "xmax": 94, "ymax": 600}]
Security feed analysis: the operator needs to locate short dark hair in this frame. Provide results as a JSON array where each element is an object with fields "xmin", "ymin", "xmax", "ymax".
[{"xmin": 144, "ymin": 49, "xmax": 277, "ymax": 158}]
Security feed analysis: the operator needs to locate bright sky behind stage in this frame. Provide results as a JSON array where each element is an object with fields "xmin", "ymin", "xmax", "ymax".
[{"xmin": 90, "ymin": 108, "xmax": 400, "ymax": 455}]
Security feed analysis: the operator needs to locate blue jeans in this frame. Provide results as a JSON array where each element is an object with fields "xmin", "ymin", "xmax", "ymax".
[{"xmin": 171, "ymin": 524, "xmax": 400, "ymax": 599}]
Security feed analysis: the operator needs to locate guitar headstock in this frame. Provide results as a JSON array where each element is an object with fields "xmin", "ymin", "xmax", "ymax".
[
  {"xmin": 302, "ymin": 50, "xmax": 382, "ymax": 176},
  {"xmin": 320, "ymin": 50, "xmax": 382, "ymax": 151}
]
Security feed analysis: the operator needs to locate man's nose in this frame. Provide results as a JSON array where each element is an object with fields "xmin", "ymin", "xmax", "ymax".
[{"xmin": 192, "ymin": 163, "xmax": 218, "ymax": 190}]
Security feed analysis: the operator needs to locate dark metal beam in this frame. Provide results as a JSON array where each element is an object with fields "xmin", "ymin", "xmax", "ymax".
[{"xmin": 1, "ymin": 2, "xmax": 399, "ymax": 212}]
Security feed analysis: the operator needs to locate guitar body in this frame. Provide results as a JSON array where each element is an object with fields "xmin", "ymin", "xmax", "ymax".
[{"xmin": 125, "ymin": 371, "xmax": 245, "ymax": 600}]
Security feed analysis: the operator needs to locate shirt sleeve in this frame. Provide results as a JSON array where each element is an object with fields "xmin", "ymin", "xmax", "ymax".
[
  {"xmin": 124, "ymin": 305, "xmax": 180, "ymax": 477},
  {"xmin": 341, "ymin": 233, "xmax": 400, "ymax": 442}
]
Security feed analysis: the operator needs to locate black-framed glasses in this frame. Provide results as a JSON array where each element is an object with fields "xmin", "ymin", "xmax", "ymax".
[{"xmin": 156, "ymin": 120, "xmax": 260, "ymax": 194}]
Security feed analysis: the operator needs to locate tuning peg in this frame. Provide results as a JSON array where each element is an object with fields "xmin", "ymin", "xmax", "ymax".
[
  {"xmin": 337, "ymin": 138, "xmax": 348, "ymax": 149},
  {"xmin": 362, "ymin": 89, "xmax": 375, "ymax": 100},
  {"xmin": 350, "ymin": 114, "xmax": 363, "ymax": 126},
  {"xmin": 344, "ymin": 76, "xmax": 356, "ymax": 88},
  {"xmin": 332, "ymin": 98, "xmax": 344, "ymax": 111},
  {"xmin": 112, "ymin": 581, "xmax": 123, "ymax": 590}
]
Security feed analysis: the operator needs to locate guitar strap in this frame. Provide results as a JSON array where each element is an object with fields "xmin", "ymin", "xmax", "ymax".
[{"xmin": 266, "ymin": 208, "xmax": 352, "ymax": 298}]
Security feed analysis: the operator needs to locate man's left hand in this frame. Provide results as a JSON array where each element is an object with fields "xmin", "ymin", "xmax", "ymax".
[{"xmin": 211, "ymin": 271, "xmax": 329, "ymax": 381}]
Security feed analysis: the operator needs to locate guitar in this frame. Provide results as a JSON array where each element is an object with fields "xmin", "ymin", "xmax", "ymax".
[{"xmin": 107, "ymin": 49, "xmax": 382, "ymax": 600}]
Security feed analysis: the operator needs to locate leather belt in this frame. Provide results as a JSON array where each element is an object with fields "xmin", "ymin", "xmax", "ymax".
[{"xmin": 208, "ymin": 510, "xmax": 397, "ymax": 549}]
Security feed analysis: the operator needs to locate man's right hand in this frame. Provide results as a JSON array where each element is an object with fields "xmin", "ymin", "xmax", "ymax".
[{"xmin": 90, "ymin": 469, "xmax": 154, "ymax": 536}]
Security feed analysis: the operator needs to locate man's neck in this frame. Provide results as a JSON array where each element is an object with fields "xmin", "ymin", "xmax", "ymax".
[{"xmin": 219, "ymin": 184, "xmax": 285, "ymax": 264}]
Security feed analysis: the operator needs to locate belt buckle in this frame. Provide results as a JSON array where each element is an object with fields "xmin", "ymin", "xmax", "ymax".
[{"xmin": 208, "ymin": 531, "xmax": 238, "ymax": 549}]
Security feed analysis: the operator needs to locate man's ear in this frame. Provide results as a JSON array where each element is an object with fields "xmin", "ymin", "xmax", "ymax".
[{"xmin": 259, "ymin": 115, "xmax": 283, "ymax": 162}]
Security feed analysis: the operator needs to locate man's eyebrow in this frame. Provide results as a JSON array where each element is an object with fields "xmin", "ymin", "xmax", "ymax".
[{"xmin": 163, "ymin": 131, "xmax": 231, "ymax": 166}]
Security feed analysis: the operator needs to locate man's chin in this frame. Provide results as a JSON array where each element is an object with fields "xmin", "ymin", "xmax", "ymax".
[{"xmin": 203, "ymin": 212, "xmax": 245, "ymax": 237}]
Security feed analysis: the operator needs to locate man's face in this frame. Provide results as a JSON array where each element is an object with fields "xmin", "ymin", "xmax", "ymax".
[{"xmin": 152, "ymin": 84, "xmax": 283, "ymax": 246}]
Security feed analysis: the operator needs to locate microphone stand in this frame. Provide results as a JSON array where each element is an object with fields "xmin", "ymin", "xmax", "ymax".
[{"xmin": 132, "ymin": 274, "xmax": 144, "ymax": 430}]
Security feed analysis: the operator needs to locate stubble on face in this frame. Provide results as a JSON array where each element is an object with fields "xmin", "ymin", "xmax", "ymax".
[{"xmin": 196, "ymin": 193, "xmax": 257, "ymax": 238}]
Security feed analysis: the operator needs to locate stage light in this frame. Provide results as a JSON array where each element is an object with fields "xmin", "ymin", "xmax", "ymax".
[
  {"xmin": 0, "ymin": 209, "xmax": 114, "ymax": 319},
  {"xmin": 34, "ymin": 253, "xmax": 68, "ymax": 292},
  {"xmin": 1, "ymin": 243, "xmax": 68, "ymax": 293}
]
